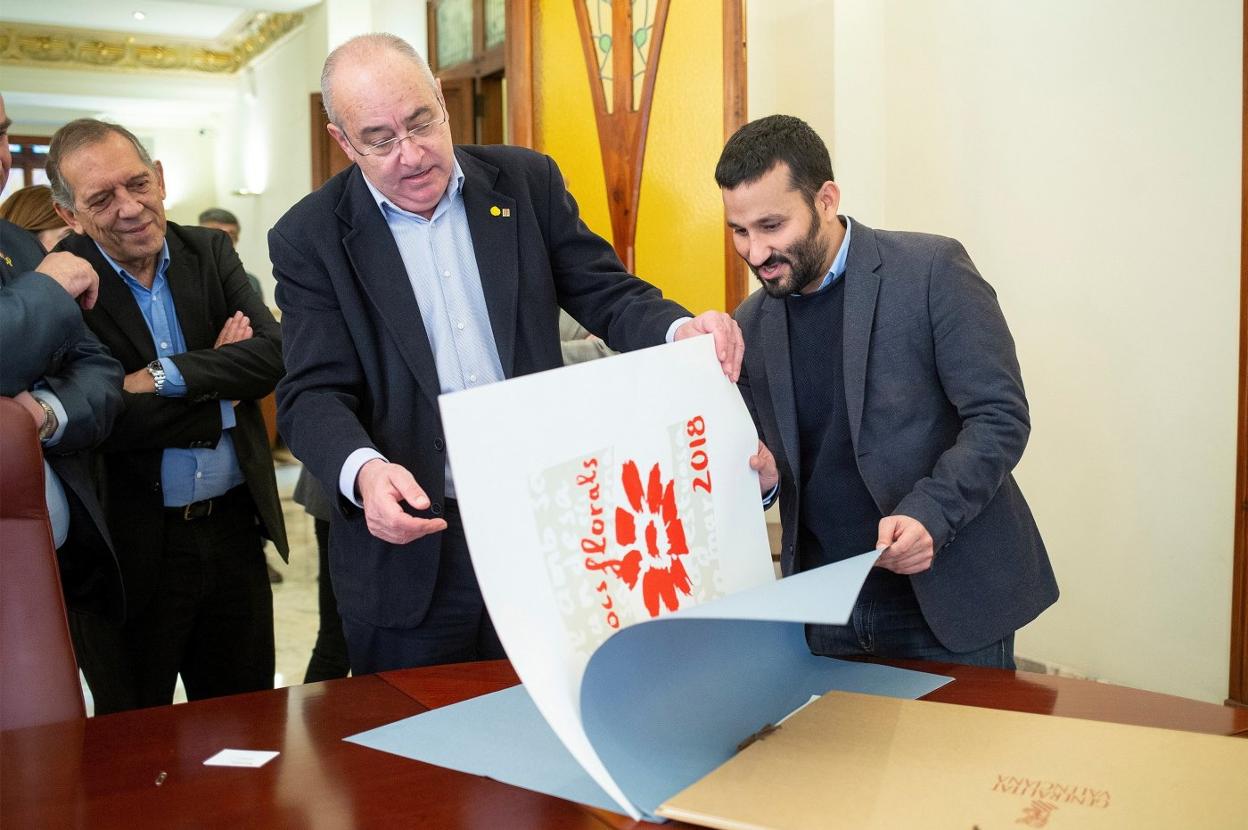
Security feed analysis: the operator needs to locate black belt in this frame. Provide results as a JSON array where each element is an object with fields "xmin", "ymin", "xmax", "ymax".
[{"xmin": 165, "ymin": 485, "xmax": 249, "ymax": 522}]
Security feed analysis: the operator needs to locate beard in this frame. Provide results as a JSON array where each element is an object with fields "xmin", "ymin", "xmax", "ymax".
[{"xmin": 749, "ymin": 212, "xmax": 833, "ymax": 298}]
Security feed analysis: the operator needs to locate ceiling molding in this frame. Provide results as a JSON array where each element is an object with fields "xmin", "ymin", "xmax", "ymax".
[{"xmin": 0, "ymin": 12, "xmax": 304, "ymax": 75}]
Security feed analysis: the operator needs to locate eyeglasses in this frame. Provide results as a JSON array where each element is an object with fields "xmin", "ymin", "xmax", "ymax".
[{"xmin": 341, "ymin": 100, "xmax": 449, "ymax": 157}]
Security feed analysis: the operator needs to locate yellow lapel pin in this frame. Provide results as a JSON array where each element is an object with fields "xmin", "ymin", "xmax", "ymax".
[{"xmin": 489, "ymin": 205, "xmax": 511, "ymax": 218}]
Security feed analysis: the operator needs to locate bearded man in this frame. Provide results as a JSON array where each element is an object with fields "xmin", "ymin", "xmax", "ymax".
[{"xmin": 720, "ymin": 115, "xmax": 1057, "ymax": 668}]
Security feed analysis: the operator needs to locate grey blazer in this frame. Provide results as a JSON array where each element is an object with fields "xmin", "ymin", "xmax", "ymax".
[
  {"xmin": 735, "ymin": 219, "xmax": 1057, "ymax": 652},
  {"xmin": 1, "ymin": 219, "xmax": 126, "ymax": 619}
]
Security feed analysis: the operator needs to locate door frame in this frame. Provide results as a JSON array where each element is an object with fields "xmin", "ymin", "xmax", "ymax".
[
  {"xmin": 1230, "ymin": 0, "xmax": 1248, "ymax": 707},
  {"xmin": 504, "ymin": 0, "xmax": 748, "ymax": 312}
]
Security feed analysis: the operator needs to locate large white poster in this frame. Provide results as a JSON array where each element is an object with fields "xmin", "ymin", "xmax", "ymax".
[{"xmin": 439, "ymin": 335, "xmax": 774, "ymax": 817}]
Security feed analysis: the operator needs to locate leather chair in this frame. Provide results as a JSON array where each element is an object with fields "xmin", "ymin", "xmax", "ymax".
[{"xmin": 0, "ymin": 396, "xmax": 85, "ymax": 729}]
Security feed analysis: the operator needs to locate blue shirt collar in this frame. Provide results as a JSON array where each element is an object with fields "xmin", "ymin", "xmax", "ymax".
[
  {"xmin": 362, "ymin": 157, "xmax": 465, "ymax": 222},
  {"xmin": 801, "ymin": 216, "xmax": 852, "ymax": 295},
  {"xmin": 96, "ymin": 239, "xmax": 171, "ymax": 289}
]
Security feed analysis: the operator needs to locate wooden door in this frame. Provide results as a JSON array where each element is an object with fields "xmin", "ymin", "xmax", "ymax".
[
  {"xmin": 441, "ymin": 77, "xmax": 477, "ymax": 144},
  {"xmin": 310, "ymin": 93, "xmax": 351, "ymax": 190}
]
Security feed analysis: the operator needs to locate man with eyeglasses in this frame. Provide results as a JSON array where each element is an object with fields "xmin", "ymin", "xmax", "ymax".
[
  {"xmin": 271, "ymin": 33, "xmax": 745, "ymax": 675},
  {"xmin": 48, "ymin": 119, "xmax": 289, "ymax": 711}
]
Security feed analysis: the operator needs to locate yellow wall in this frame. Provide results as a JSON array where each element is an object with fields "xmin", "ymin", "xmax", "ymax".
[
  {"xmin": 533, "ymin": 1, "xmax": 728, "ymax": 312},
  {"xmin": 532, "ymin": 2, "xmax": 613, "ymax": 243}
]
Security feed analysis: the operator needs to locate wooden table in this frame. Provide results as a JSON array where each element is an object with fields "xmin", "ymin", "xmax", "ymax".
[{"xmin": 4, "ymin": 660, "xmax": 1245, "ymax": 829}]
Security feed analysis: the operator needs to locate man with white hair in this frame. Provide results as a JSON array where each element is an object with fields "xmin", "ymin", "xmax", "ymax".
[{"xmin": 271, "ymin": 34, "xmax": 744, "ymax": 674}]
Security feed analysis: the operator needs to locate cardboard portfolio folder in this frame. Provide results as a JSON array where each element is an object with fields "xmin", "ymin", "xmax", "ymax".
[{"xmin": 659, "ymin": 689, "xmax": 1248, "ymax": 829}]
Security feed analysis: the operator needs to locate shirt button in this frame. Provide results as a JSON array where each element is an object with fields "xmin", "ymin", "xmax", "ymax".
[
  {"xmin": 195, "ymin": 471, "xmax": 203, "ymax": 479},
  {"xmin": 160, "ymin": 341, "xmax": 169, "ymax": 349},
  {"xmin": 442, "ymin": 270, "xmax": 450, "ymax": 278},
  {"xmin": 468, "ymin": 374, "xmax": 477, "ymax": 383},
  {"xmin": 456, "ymin": 322, "xmax": 465, "ymax": 331}
]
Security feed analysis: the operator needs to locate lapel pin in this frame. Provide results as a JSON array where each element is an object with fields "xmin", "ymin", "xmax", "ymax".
[
  {"xmin": 490, "ymin": 205, "xmax": 501, "ymax": 216},
  {"xmin": 502, "ymin": 208, "xmax": 511, "ymax": 217}
]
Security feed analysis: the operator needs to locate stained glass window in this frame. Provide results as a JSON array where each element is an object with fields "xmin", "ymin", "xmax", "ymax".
[
  {"xmin": 631, "ymin": 0, "xmax": 659, "ymax": 109},
  {"xmin": 586, "ymin": 0, "xmax": 614, "ymax": 113},
  {"xmin": 436, "ymin": 0, "xmax": 473, "ymax": 69},
  {"xmin": 485, "ymin": 0, "xmax": 506, "ymax": 50}
]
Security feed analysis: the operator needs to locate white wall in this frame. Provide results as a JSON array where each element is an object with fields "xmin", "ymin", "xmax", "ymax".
[
  {"xmin": 216, "ymin": 0, "xmax": 429, "ymax": 301},
  {"xmin": 3, "ymin": 2, "xmax": 430, "ymax": 301},
  {"xmin": 748, "ymin": 0, "xmax": 1243, "ymax": 703},
  {"xmin": 2, "ymin": 64, "xmax": 232, "ymax": 230},
  {"xmin": 213, "ymin": 9, "xmax": 323, "ymax": 302}
]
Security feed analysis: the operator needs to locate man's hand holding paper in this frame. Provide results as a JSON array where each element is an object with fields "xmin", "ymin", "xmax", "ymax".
[
  {"xmin": 673, "ymin": 310, "xmax": 744, "ymax": 382},
  {"xmin": 875, "ymin": 514, "xmax": 935, "ymax": 574}
]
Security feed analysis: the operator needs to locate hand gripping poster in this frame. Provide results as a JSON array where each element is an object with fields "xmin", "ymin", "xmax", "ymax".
[{"xmin": 438, "ymin": 335, "xmax": 774, "ymax": 818}]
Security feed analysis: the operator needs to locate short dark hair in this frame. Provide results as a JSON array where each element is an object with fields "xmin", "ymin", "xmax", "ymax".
[
  {"xmin": 47, "ymin": 119, "xmax": 155, "ymax": 210},
  {"xmin": 714, "ymin": 115, "xmax": 834, "ymax": 204},
  {"xmin": 198, "ymin": 207, "xmax": 240, "ymax": 226}
]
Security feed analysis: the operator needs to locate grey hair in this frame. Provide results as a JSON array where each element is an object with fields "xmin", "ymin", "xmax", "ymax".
[
  {"xmin": 47, "ymin": 119, "xmax": 155, "ymax": 210},
  {"xmin": 320, "ymin": 33, "xmax": 437, "ymax": 125}
]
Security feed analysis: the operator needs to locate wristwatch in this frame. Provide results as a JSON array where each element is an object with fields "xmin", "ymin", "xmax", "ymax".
[
  {"xmin": 35, "ymin": 397, "xmax": 58, "ymax": 442},
  {"xmin": 146, "ymin": 360, "xmax": 168, "ymax": 395}
]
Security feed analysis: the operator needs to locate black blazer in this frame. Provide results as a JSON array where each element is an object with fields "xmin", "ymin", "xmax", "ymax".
[
  {"xmin": 66, "ymin": 223, "xmax": 288, "ymax": 616},
  {"xmin": 1, "ymin": 220, "xmax": 126, "ymax": 619},
  {"xmin": 735, "ymin": 220, "xmax": 1057, "ymax": 653},
  {"xmin": 271, "ymin": 145, "xmax": 689, "ymax": 628}
]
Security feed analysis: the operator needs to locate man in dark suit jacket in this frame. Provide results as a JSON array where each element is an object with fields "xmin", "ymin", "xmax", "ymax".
[
  {"xmin": 271, "ymin": 33, "xmax": 743, "ymax": 674},
  {"xmin": 0, "ymin": 94, "xmax": 129, "ymax": 707},
  {"xmin": 48, "ymin": 118, "xmax": 288, "ymax": 710},
  {"xmin": 719, "ymin": 115, "xmax": 1057, "ymax": 668}
]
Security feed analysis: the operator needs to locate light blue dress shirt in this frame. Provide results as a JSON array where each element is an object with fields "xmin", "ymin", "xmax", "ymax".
[
  {"xmin": 339, "ymin": 163, "xmax": 691, "ymax": 504},
  {"xmin": 809, "ymin": 216, "xmax": 853, "ymax": 294},
  {"xmin": 98, "ymin": 241, "xmax": 245, "ymax": 507},
  {"xmin": 341, "ymin": 161, "xmax": 506, "ymax": 501},
  {"xmin": 31, "ymin": 384, "xmax": 70, "ymax": 547}
]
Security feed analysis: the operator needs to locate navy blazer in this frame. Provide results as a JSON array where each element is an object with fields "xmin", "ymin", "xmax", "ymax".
[
  {"xmin": 1, "ymin": 220, "xmax": 126, "ymax": 619},
  {"xmin": 735, "ymin": 220, "xmax": 1058, "ymax": 652},
  {"xmin": 272, "ymin": 145, "xmax": 690, "ymax": 628},
  {"xmin": 67, "ymin": 223, "xmax": 288, "ymax": 616}
]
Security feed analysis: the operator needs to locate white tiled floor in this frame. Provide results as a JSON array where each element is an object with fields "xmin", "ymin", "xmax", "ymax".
[{"xmin": 82, "ymin": 458, "xmax": 326, "ymax": 715}]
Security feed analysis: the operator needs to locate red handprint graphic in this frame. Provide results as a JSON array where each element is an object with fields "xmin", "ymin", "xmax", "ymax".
[{"xmin": 614, "ymin": 460, "xmax": 691, "ymax": 617}]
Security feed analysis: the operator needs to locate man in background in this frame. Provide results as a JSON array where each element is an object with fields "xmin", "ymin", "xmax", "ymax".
[
  {"xmin": 271, "ymin": 34, "xmax": 743, "ymax": 675},
  {"xmin": 49, "ymin": 118, "xmax": 288, "ymax": 709},
  {"xmin": 721, "ymin": 115, "xmax": 1056, "ymax": 668},
  {"xmin": 198, "ymin": 207, "xmax": 265, "ymax": 304}
]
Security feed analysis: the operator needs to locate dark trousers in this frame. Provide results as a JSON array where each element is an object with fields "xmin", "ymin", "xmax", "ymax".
[
  {"xmin": 340, "ymin": 501, "xmax": 504, "ymax": 675},
  {"xmin": 77, "ymin": 486, "xmax": 275, "ymax": 712},
  {"xmin": 303, "ymin": 518, "xmax": 350, "ymax": 683},
  {"xmin": 67, "ymin": 610, "xmax": 136, "ymax": 714},
  {"xmin": 59, "ymin": 489, "xmax": 136, "ymax": 713},
  {"xmin": 806, "ymin": 581, "xmax": 1016, "ymax": 670}
]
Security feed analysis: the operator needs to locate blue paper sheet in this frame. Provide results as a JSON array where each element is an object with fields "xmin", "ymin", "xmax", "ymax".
[
  {"xmin": 346, "ymin": 554, "xmax": 953, "ymax": 818},
  {"xmin": 348, "ymin": 656, "xmax": 948, "ymax": 817},
  {"xmin": 347, "ymin": 685, "xmax": 621, "ymax": 813}
]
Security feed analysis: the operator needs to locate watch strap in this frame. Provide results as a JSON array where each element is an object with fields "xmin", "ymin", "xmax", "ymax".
[
  {"xmin": 146, "ymin": 360, "xmax": 167, "ymax": 395},
  {"xmin": 35, "ymin": 396, "xmax": 58, "ymax": 442}
]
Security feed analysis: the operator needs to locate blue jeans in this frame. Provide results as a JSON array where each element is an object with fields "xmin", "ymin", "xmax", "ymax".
[{"xmin": 806, "ymin": 588, "xmax": 1016, "ymax": 669}]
